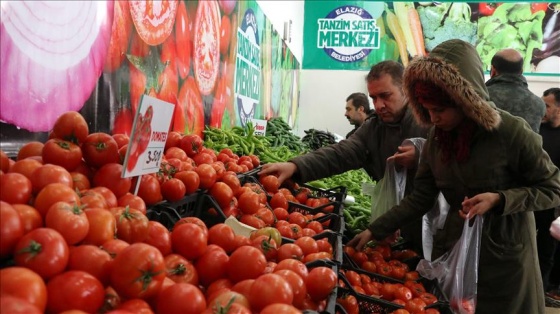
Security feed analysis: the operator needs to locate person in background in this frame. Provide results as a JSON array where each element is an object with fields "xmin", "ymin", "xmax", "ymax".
[
  {"xmin": 259, "ymin": 60, "xmax": 429, "ymax": 253},
  {"xmin": 348, "ymin": 39, "xmax": 560, "ymax": 313},
  {"xmin": 344, "ymin": 92, "xmax": 375, "ymax": 138},
  {"xmin": 485, "ymin": 48, "xmax": 545, "ymax": 132},
  {"xmin": 540, "ymin": 87, "xmax": 560, "ymax": 305}
]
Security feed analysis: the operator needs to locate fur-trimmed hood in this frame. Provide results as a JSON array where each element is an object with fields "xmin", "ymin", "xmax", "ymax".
[{"xmin": 403, "ymin": 39, "xmax": 501, "ymax": 131}]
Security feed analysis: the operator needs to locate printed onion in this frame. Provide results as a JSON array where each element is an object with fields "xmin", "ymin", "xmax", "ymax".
[{"xmin": 0, "ymin": 1, "xmax": 114, "ymax": 132}]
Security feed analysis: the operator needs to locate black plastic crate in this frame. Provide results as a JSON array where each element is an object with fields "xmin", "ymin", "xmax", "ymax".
[
  {"xmin": 296, "ymin": 183, "xmax": 347, "ymax": 205},
  {"xmin": 305, "ymin": 259, "xmax": 339, "ymax": 314},
  {"xmin": 336, "ymin": 287, "xmax": 403, "ymax": 314},
  {"xmin": 193, "ymin": 193, "xmax": 228, "ymax": 228},
  {"xmin": 145, "ymin": 192, "xmax": 199, "ymax": 230}
]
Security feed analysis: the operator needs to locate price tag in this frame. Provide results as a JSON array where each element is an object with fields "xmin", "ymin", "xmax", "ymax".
[
  {"xmin": 251, "ymin": 119, "xmax": 268, "ymax": 136},
  {"xmin": 122, "ymin": 95, "xmax": 174, "ymax": 178}
]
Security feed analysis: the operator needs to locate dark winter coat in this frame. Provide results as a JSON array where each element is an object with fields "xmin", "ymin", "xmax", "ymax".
[
  {"xmin": 368, "ymin": 39, "xmax": 560, "ymax": 314},
  {"xmin": 486, "ymin": 74, "xmax": 546, "ymax": 132}
]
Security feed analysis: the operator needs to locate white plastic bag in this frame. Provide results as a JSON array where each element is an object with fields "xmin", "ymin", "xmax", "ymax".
[
  {"xmin": 417, "ymin": 215, "xmax": 483, "ymax": 314},
  {"xmin": 422, "ymin": 193, "xmax": 450, "ymax": 261},
  {"xmin": 367, "ymin": 159, "xmax": 407, "ymax": 222}
]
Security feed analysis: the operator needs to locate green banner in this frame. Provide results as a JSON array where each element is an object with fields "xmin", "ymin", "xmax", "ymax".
[{"xmin": 303, "ymin": 1, "xmax": 559, "ymax": 75}]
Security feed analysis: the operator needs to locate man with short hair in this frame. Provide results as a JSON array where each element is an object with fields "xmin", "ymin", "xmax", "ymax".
[
  {"xmin": 345, "ymin": 92, "xmax": 374, "ymax": 138},
  {"xmin": 486, "ymin": 48, "xmax": 545, "ymax": 132}
]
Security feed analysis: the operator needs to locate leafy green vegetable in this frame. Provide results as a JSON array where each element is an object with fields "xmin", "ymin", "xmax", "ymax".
[
  {"xmin": 417, "ymin": 3, "xmax": 477, "ymax": 52},
  {"xmin": 476, "ymin": 3, "xmax": 545, "ymax": 71}
]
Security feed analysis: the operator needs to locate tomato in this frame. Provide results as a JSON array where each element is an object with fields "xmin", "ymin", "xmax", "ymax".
[
  {"xmin": 30, "ymin": 164, "xmax": 73, "ymax": 193},
  {"xmin": 294, "ymin": 236, "xmax": 319, "ymax": 256},
  {"xmin": 9, "ymin": 158, "xmax": 43, "ymax": 181},
  {"xmin": 405, "ymin": 297, "xmax": 427, "ymax": 314},
  {"xmin": 110, "ymin": 243, "xmax": 166, "ymax": 299},
  {"xmin": 419, "ymin": 292, "xmax": 438, "ymax": 305},
  {"xmin": 112, "ymin": 206, "xmax": 150, "ymax": 243},
  {"xmin": 156, "ymin": 283, "xmax": 206, "ymax": 313},
  {"xmin": 531, "ymin": 3, "xmax": 548, "ymax": 14},
  {"xmin": 51, "ymin": 111, "xmax": 90, "ymax": 144},
  {"xmin": 175, "ymin": 1, "xmax": 191, "ymax": 79},
  {"xmin": 45, "ymin": 202, "xmax": 89, "ymax": 245},
  {"xmin": 101, "ymin": 238, "xmax": 130, "ymax": 258},
  {"xmin": 273, "ymin": 269, "xmax": 307, "ymax": 308},
  {"xmin": 227, "ymin": 246, "xmax": 266, "ymax": 283},
  {"xmin": 68, "ymin": 245, "xmax": 113, "ymax": 286},
  {"xmin": 173, "ymin": 216, "xmax": 208, "ymax": 235},
  {"xmin": 194, "ymin": 163, "xmax": 217, "ymax": 190},
  {"xmin": 92, "ymin": 163, "xmax": 132, "ymax": 199},
  {"xmin": 250, "ymin": 235, "xmax": 278, "ymax": 261},
  {"xmin": 248, "ymin": 273, "xmax": 293, "ymax": 311},
  {"xmin": 46, "ymin": 270, "xmax": 105, "ymax": 313},
  {"xmin": 118, "ymin": 193, "xmax": 147, "ymax": 214},
  {"xmin": 13, "ymin": 228, "xmax": 69, "ymax": 280},
  {"xmin": 270, "ymin": 192, "xmax": 289, "ymax": 210},
  {"xmin": 90, "ymin": 186, "xmax": 118, "ymax": 208},
  {"xmin": 115, "ymin": 299, "xmax": 152, "ymax": 314},
  {"xmin": 425, "ymin": 309, "xmax": 441, "ymax": 314},
  {"xmin": 193, "ymin": 0, "xmax": 221, "ymax": 95},
  {"xmin": 174, "ymin": 170, "xmax": 200, "ymax": 194},
  {"xmin": 71, "ymin": 171, "xmax": 91, "ymax": 191},
  {"xmin": 306, "ymin": 266, "xmax": 337, "ymax": 302},
  {"xmin": 12, "ymin": 204, "xmax": 42, "ymax": 234},
  {"xmin": 41, "ymin": 139, "xmax": 82, "ymax": 172},
  {"xmin": 164, "ymin": 253, "xmax": 198, "ymax": 285},
  {"xmin": 208, "ymin": 182, "xmax": 232, "ymax": 209},
  {"xmin": 0, "ymin": 150, "xmax": 9, "ymax": 173},
  {"xmin": 207, "ymin": 290, "xmax": 250, "ymax": 311},
  {"xmin": 179, "ymin": 134, "xmax": 203, "ymax": 157},
  {"xmin": 0, "ymin": 172, "xmax": 32, "ymax": 205},
  {"xmin": 104, "ymin": 0, "xmax": 133, "ymax": 72},
  {"xmin": 82, "ymin": 132, "xmax": 121, "ymax": 168},
  {"xmin": 238, "ymin": 191, "xmax": 261, "ymax": 215},
  {"xmin": 16, "ymin": 141, "xmax": 44, "ymax": 161},
  {"xmin": 260, "ymin": 175, "xmax": 280, "ymax": 194},
  {"xmin": 337, "ymin": 294, "xmax": 359, "ymax": 314},
  {"xmin": 143, "ymin": 220, "xmax": 171, "ymax": 256},
  {"xmin": 160, "ymin": 178, "xmax": 186, "ymax": 202},
  {"xmin": 112, "ymin": 134, "xmax": 130, "ymax": 149},
  {"xmin": 276, "ymin": 243, "xmax": 304, "ymax": 262},
  {"xmin": 0, "ymin": 267, "xmax": 47, "ymax": 312},
  {"xmin": 33, "ymin": 183, "xmax": 81, "ymax": 218},
  {"xmin": 219, "ymin": 14, "xmax": 231, "ymax": 55},
  {"xmin": 394, "ymin": 285, "xmax": 413, "ymax": 302},
  {"xmin": 478, "ymin": 3, "xmax": 500, "ymax": 16},
  {"xmin": 171, "ymin": 222, "xmax": 208, "ymax": 260},
  {"xmin": 129, "ymin": 0, "xmax": 177, "ymax": 46},
  {"xmin": 0, "ymin": 295, "xmax": 42, "ymax": 314},
  {"xmin": 82, "ymin": 208, "xmax": 117, "ymax": 246},
  {"xmin": 132, "ymin": 175, "xmax": 163, "ymax": 206},
  {"xmin": 207, "ymin": 223, "xmax": 236, "ymax": 253}
]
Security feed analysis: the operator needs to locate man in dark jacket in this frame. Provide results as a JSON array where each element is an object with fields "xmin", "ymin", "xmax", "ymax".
[
  {"xmin": 345, "ymin": 92, "xmax": 375, "ymax": 139},
  {"xmin": 260, "ymin": 60, "xmax": 429, "ymax": 253},
  {"xmin": 486, "ymin": 48, "xmax": 545, "ymax": 132}
]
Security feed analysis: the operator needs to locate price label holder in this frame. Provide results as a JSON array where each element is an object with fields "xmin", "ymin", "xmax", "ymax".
[
  {"xmin": 250, "ymin": 119, "xmax": 267, "ymax": 136},
  {"xmin": 122, "ymin": 95, "xmax": 174, "ymax": 194}
]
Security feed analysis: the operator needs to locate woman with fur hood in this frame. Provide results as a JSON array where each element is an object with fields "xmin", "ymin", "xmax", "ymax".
[{"xmin": 348, "ymin": 39, "xmax": 560, "ymax": 313}]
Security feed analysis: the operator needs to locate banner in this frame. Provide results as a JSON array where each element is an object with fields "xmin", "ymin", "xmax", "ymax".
[
  {"xmin": 303, "ymin": 1, "xmax": 560, "ymax": 75},
  {"xmin": 0, "ymin": 0, "xmax": 301, "ymax": 154}
]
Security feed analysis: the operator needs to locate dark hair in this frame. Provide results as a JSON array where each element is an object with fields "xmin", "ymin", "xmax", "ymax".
[
  {"xmin": 543, "ymin": 88, "xmax": 560, "ymax": 106},
  {"xmin": 365, "ymin": 60, "xmax": 404, "ymax": 88},
  {"xmin": 491, "ymin": 54, "xmax": 523, "ymax": 75},
  {"xmin": 346, "ymin": 92, "xmax": 371, "ymax": 112}
]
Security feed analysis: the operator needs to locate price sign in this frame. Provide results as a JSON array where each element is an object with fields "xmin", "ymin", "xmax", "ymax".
[
  {"xmin": 122, "ymin": 95, "xmax": 174, "ymax": 178},
  {"xmin": 251, "ymin": 119, "xmax": 268, "ymax": 136}
]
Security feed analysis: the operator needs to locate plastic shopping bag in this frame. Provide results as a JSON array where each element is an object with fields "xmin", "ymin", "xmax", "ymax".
[
  {"xmin": 416, "ymin": 215, "xmax": 483, "ymax": 314},
  {"xmin": 422, "ymin": 193, "xmax": 451, "ymax": 261},
  {"xmin": 366, "ymin": 159, "xmax": 407, "ymax": 222}
]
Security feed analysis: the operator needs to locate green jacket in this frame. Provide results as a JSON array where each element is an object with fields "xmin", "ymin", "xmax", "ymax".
[{"xmin": 369, "ymin": 39, "xmax": 560, "ymax": 314}]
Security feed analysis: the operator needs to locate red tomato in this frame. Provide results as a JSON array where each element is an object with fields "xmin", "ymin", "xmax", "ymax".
[
  {"xmin": 173, "ymin": 216, "xmax": 208, "ymax": 236},
  {"xmin": 51, "ymin": 111, "xmax": 89, "ymax": 145},
  {"xmin": 30, "ymin": 164, "xmax": 73, "ymax": 194},
  {"xmin": 9, "ymin": 158, "xmax": 43, "ymax": 181},
  {"xmin": 33, "ymin": 183, "xmax": 81, "ymax": 218},
  {"xmin": 306, "ymin": 266, "xmax": 337, "ymax": 302},
  {"xmin": 221, "ymin": 173, "xmax": 241, "ymax": 196},
  {"xmin": 0, "ymin": 172, "xmax": 32, "ymax": 205},
  {"xmin": 227, "ymin": 246, "xmax": 267, "ymax": 283},
  {"xmin": 177, "ymin": 77, "xmax": 205, "ymax": 137},
  {"xmin": 175, "ymin": 1, "xmax": 191, "ymax": 79},
  {"xmin": 164, "ymin": 253, "xmax": 199, "ymax": 285},
  {"xmin": 195, "ymin": 246, "xmax": 229, "ymax": 287},
  {"xmin": 249, "ymin": 273, "xmax": 294, "ymax": 311},
  {"xmin": 531, "ymin": 3, "xmax": 548, "ymax": 14},
  {"xmin": 0, "ymin": 295, "xmax": 42, "ymax": 314},
  {"xmin": 16, "ymin": 142, "xmax": 44, "ymax": 161},
  {"xmin": 238, "ymin": 191, "xmax": 260, "ymax": 215},
  {"xmin": 132, "ymin": 175, "xmax": 163, "ymax": 206},
  {"xmin": 12, "ymin": 204, "xmax": 43, "ymax": 234},
  {"xmin": 193, "ymin": 0, "xmax": 221, "ymax": 95},
  {"xmin": 118, "ymin": 193, "xmax": 147, "ymax": 214},
  {"xmin": 81, "ymin": 132, "xmax": 121, "ymax": 168},
  {"xmin": 143, "ymin": 221, "xmax": 172, "ymax": 256},
  {"xmin": 260, "ymin": 175, "xmax": 280, "ymax": 194},
  {"xmin": 405, "ymin": 297, "xmax": 428, "ymax": 314},
  {"xmin": 209, "ymin": 182, "xmax": 234, "ymax": 208},
  {"xmin": 14, "ymin": 228, "xmax": 69, "ymax": 280},
  {"xmin": 116, "ymin": 298, "xmax": 152, "ymax": 314},
  {"xmin": 174, "ymin": 170, "xmax": 200, "ymax": 194},
  {"xmin": 0, "ymin": 267, "xmax": 47, "ymax": 312},
  {"xmin": 79, "ymin": 190, "xmax": 108, "ymax": 210},
  {"xmin": 71, "ymin": 171, "xmax": 91, "ymax": 191},
  {"xmin": 91, "ymin": 186, "xmax": 119, "ymax": 208},
  {"xmin": 208, "ymin": 223, "xmax": 236, "ymax": 253},
  {"xmin": 104, "ymin": 0, "xmax": 133, "ymax": 72},
  {"xmin": 45, "ymin": 202, "xmax": 89, "ymax": 245},
  {"xmin": 219, "ymin": 15, "xmax": 231, "ymax": 55},
  {"xmin": 274, "ymin": 269, "xmax": 307, "ymax": 308},
  {"xmin": 0, "ymin": 150, "xmax": 9, "ymax": 173},
  {"xmin": 157, "ymin": 283, "xmax": 206, "ymax": 314},
  {"xmin": 337, "ymin": 294, "xmax": 359, "ymax": 314},
  {"xmin": 179, "ymin": 134, "xmax": 204, "ymax": 157},
  {"xmin": 270, "ymin": 192, "xmax": 289, "ymax": 210},
  {"xmin": 93, "ymin": 163, "xmax": 132, "ymax": 198},
  {"xmin": 82, "ymin": 208, "xmax": 117, "ymax": 246},
  {"xmin": 68, "ymin": 245, "xmax": 113, "ymax": 286},
  {"xmin": 112, "ymin": 206, "xmax": 150, "ymax": 243},
  {"xmin": 161, "ymin": 178, "xmax": 186, "ymax": 202},
  {"xmin": 478, "ymin": 3, "xmax": 500, "ymax": 15},
  {"xmin": 171, "ymin": 223, "xmax": 208, "ymax": 260},
  {"xmin": 194, "ymin": 163, "xmax": 218, "ymax": 190},
  {"xmin": 275, "ymin": 259, "xmax": 309, "ymax": 281},
  {"xmin": 277, "ymin": 243, "xmax": 304, "ymax": 262},
  {"xmin": 129, "ymin": 0, "xmax": 177, "ymax": 46},
  {"xmin": 110, "ymin": 243, "xmax": 166, "ymax": 299},
  {"xmin": 41, "ymin": 139, "xmax": 83, "ymax": 172},
  {"xmin": 101, "ymin": 238, "xmax": 130, "ymax": 259},
  {"xmin": 47, "ymin": 270, "xmax": 105, "ymax": 313},
  {"xmin": 419, "ymin": 292, "xmax": 438, "ymax": 305}
]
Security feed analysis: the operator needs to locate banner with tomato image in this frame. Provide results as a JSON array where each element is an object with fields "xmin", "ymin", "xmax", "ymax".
[
  {"xmin": 0, "ymin": 0, "xmax": 301, "ymax": 154},
  {"xmin": 303, "ymin": 1, "xmax": 560, "ymax": 75}
]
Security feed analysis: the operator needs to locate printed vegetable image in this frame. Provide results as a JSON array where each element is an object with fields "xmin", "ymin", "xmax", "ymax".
[
  {"xmin": 129, "ymin": 0, "xmax": 178, "ymax": 46},
  {"xmin": 0, "ymin": 1, "xmax": 114, "ymax": 132},
  {"xmin": 194, "ymin": 0, "xmax": 221, "ymax": 96},
  {"xmin": 417, "ymin": 3, "xmax": 477, "ymax": 52},
  {"xmin": 104, "ymin": 0, "xmax": 133, "ymax": 73}
]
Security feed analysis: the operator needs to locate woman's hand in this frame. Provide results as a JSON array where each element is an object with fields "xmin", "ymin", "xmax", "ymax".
[
  {"xmin": 258, "ymin": 162, "xmax": 297, "ymax": 184},
  {"xmin": 387, "ymin": 145, "xmax": 416, "ymax": 170},
  {"xmin": 347, "ymin": 229, "xmax": 373, "ymax": 251},
  {"xmin": 550, "ymin": 216, "xmax": 560, "ymax": 241},
  {"xmin": 459, "ymin": 193, "xmax": 500, "ymax": 219}
]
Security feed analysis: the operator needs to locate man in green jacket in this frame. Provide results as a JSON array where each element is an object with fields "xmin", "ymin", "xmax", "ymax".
[{"xmin": 349, "ymin": 39, "xmax": 560, "ymax": 314}]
